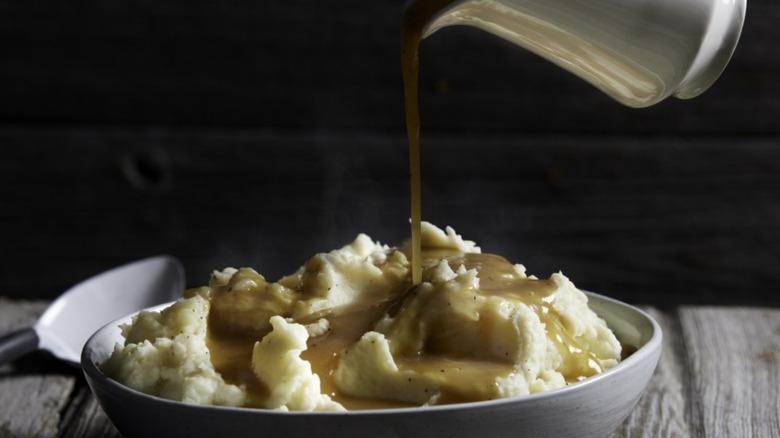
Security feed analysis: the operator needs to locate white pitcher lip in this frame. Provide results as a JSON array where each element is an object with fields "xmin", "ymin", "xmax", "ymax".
[{"xmin": 674, "ymin": 0, "xmax": 747, "ymax": 100}]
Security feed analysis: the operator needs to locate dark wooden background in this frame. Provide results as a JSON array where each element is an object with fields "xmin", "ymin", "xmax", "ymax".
[{"xmin": 1, "ymin": 0, "xmax": 778, "ymax": 307}]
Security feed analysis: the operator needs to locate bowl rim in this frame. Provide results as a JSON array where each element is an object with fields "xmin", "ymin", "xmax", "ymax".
[{"xmin": 82, "ymin": 291, "xmax": 662, "ymax": 416}]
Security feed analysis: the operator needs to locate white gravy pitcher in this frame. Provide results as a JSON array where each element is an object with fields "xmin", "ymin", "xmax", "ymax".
[{"xmin": 412, "ymin": 0, "xmax": 746, "ymax": 107}]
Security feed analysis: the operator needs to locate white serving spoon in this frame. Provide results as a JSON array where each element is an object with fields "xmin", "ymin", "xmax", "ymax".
[{"xmin": 0, "ymin": 256, "xmax": 185, "ymax": 365}]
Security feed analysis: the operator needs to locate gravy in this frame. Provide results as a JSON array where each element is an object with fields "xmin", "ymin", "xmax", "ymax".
[
  {"xmin": 207, "ymin": 252, "xmax": 603, "ymax": 409},
  {"xmin": 402, "ymin": 0, "xmax": 458, "ymax": 285}
]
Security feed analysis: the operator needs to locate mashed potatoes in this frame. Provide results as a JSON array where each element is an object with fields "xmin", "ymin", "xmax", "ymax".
[{"xmin": 102, "ymin": 223, "xmax": 622, "ymax": 411}]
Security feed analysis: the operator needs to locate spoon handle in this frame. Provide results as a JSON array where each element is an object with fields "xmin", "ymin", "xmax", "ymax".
[{"xmin": 0, "ymin": 327, "xmax": 39, "ymax": 365}]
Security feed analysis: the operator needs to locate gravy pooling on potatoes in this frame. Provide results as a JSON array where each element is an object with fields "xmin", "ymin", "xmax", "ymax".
[{"xmin": 205, "ymin": 250, "xmax": 605, "ymax": 410}]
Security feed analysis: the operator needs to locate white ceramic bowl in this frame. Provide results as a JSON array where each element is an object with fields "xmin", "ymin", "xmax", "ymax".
[{"xmin": 82, "ymin": 292, "xmax": 661, "ymax": 438}]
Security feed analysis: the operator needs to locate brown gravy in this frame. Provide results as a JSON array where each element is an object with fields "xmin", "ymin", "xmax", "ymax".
[
  {"xmin": 207, "ymin": 252, "xmax": 604, "ymax": 409},
  {"xmin": 402, "ymin": 0, "xmax": 459, "ymax": 286}
]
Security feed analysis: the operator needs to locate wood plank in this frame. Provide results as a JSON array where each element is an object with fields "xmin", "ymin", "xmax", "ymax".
[
  {"xmin": 611, "ymin": 307, "xmax": 691, "ymax": 437},
  {"xmin": 0, "ymin": 298, "xmax": 75, "ymax": 437},
  {"xmin": 2, "ymin": 127, "xmax": 780, "ymax": 308},
  {"xmin": 0, "ymin": 0, "xmax": 776, "ymax": 135},
  {"xmin": 59, "ymin": 384, "xmax": 121, "ymax": 438},
  {"xmin": 679, "ymin": 307, "xmax": 780, "ymax": 437}
]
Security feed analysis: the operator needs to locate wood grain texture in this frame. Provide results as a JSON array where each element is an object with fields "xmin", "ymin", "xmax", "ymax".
[
  {"xmin": 0, "ymin": 0, "xmax": 777, "ymax": 135},
  {"xmin": 59, "ymin": 384, "xmax": 121, "ymax": 438},
  {"xmin": 680, "ymin": 307, "xmax": 780, "ymax": 438},
  {"xmin": 611, "ymin": 308, "xmax": 690, "ymax": 437},
  {"xmin": 2, "ymin": 127, "xmax": 779, "ymax": 307},
  {"xmin": 0, "ymin": 299, "xmax": 75, "ymax": 438}
]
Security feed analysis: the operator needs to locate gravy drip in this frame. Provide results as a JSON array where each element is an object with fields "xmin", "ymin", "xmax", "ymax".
[{"xmin": 401, "ymin": 0, "xmax": 457, "ymax": 285}]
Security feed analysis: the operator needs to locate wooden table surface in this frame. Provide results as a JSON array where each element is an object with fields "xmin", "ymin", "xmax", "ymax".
[{"xmin": 1, "ymin": 298, "xmax": 777, "ymax": 437}]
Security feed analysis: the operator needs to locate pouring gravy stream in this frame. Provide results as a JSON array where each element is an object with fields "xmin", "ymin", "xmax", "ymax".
[{"xmin": 402, "ymin": 0, "xmax": 457, "ymax": 286}]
